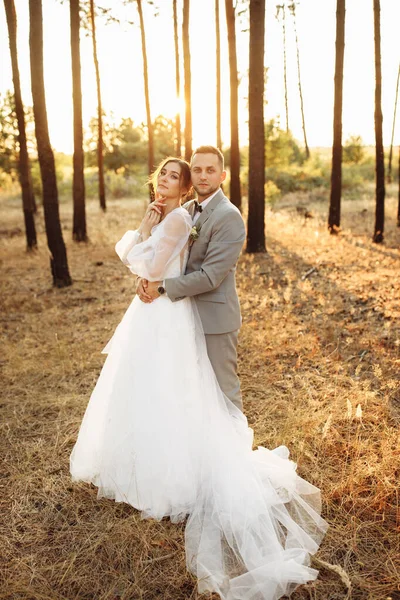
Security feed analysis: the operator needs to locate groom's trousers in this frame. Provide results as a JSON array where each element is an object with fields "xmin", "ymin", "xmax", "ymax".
[{"xmin": 205, "ymin": 330, "xmax": 243, "ymax": 413}]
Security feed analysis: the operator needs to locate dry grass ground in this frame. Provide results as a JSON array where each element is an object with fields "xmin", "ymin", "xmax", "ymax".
[{"xmin": 1, "ymin": 187, "xmax": 399, "ymax": 600}]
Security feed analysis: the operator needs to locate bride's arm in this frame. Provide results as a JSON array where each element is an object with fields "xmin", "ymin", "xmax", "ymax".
[
  {"xmin": 115, "ymin": 209, "xmax": 161, "ymax": 264},
  {"xmin": 122, "ymin": 212, "xmax": 191, "ymax": 282}
]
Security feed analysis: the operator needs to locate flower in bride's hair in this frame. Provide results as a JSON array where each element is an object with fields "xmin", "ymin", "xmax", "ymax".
[{"xmin": 189, "ymin": 225, "xmax": 201, "ymax": 246}]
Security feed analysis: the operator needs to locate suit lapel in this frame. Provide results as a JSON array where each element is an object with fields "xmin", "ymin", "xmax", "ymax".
[
  {"xmin": 185, "ymin": 199, "xmax": 197, "ymax": 220},
  {"xmin": 194, "ymin": 189, "xmax": 225, "ymax": 230}
]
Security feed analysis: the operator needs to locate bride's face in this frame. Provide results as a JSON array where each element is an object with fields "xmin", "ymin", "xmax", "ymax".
[{"xmin": 156, "ymin": 162, "xmax": 183, "ymax": 199}]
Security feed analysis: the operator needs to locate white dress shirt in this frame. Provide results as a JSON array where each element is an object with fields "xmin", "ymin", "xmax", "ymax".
[{"xmin": 193, "ymin": 189, "xmax": 220, "ymax": 223}]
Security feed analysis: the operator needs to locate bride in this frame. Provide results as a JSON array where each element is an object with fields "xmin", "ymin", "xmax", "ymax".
[{"xmin": 70, "ymin": 156, "xmax": 328, "ymax": 600}]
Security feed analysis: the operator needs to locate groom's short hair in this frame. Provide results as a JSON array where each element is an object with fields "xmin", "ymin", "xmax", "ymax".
[{"xmin": 191, "ymin": 146, "xmax": 224, "ymax": 170}]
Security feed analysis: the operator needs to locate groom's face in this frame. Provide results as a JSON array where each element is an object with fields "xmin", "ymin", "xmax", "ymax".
[{"xmin": 190, "ymin": 153, "xmax": 226, "ymax": 200}]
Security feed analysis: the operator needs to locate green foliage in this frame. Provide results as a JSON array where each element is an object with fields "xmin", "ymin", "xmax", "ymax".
[
  {"xmin": 84, "ymin": 113, "xmax": 176, "ymax": 176},
  {"xmin": 84, "ymin": 114, "xmax": 146, "ymax": 172},
  {"xmin": 343, "ymin": 135, "xmax": 365, "ymax": 164},
  {"xmin": 30, "ymin": 160, "xmax": 42, "ymax": 197},
  {"xmin": 264, "ymin": 180, "xmax": 281, "ymax": 205},
  {"xmin": 152, "ymin": 115, "xmax": 176, "ymax": 163},
  {"xmin": 265, "ymin": 119, "xmax": 304, "ymax": 168},
  {"xmin": 0, "ymin": 91, "xmax": 19, "ymax": 177},
  {"xmin": 266, "ymin": 165, "xmax": 327, "ymax": 194},
  {"xmin": 0, "ymin": 90, "xmax": 36, "ymax": 180},
  {"xmin": 82, "ymin": 169, "xmax": 146, "ymax": 200}
]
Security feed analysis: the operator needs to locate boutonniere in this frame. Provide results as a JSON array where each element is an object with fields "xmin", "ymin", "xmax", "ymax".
[{"xmin": 189, "ymin": 225, "xmax": 201, "ymax": 247}]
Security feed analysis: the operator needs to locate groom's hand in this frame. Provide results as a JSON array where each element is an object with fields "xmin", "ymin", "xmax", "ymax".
[{"xmin": 146, "ymin": 281, "xmax": 163, "ymax": 299}]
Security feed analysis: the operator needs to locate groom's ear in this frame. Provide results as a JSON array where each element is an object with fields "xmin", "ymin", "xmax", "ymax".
[{"xmin": 221, "ymin": 170, "xmax": 227, "ymax": 183}]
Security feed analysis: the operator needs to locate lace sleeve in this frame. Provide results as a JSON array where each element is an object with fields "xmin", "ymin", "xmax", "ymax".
[{"xmin": 122, "ymin": 212, "xmax": 191, "ymax": 281}]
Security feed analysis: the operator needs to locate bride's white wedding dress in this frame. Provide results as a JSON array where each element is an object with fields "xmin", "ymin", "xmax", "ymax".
[{"xmin": 70, "ymin": 207, "xmax": 328, "ymax": 600}]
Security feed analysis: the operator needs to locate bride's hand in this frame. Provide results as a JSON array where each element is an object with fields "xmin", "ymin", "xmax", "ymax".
[
  {"xmin": 139, "ymin": 209, "xmax": 161, "ymax": 240},
  {"xmin": 145, "ymin": 196, "xmax": 167, "ymax": 217}
]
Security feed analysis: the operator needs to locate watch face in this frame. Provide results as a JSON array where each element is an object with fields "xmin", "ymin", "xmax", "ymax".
[{"xmin": 157, "ymin": 286, "xmax": 165, "ymax": 295}]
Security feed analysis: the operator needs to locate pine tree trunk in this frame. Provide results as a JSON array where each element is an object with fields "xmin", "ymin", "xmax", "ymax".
[
  {"xmin": 290, "ymin": 2, "xmax": 310, "ymax": 159},
  {"xmin": 282, "ymin": 5, "xmax": 289, "ymax": 132},
  {"xmin": 173, "ymin": 0, "xmax": 181, "ymax": 157},
  {"xmin": 247, "ymin": 0, "xmax": 266, "ymax": 253},
  {"xmin": 89, "ymin": 0, "xmax": 106, "ymax": 211},
  {"xmin": 397, "ymin": 145, "xmax": 400, "ymax": 226},
  {"xmin": 70, "ymin": 0, "xmax": 87, "ymax": 241},
  {"xmin": 373, "ymin": 0, "xmax": 385, "ymax": 243},
  {"xmin": 215, "ymin": 0, "xmax": 222, "ymax": 149},
  {"xmin": 4, "ymin": 0, "xmax": 37, "ymax": 250},
  {"xmin": 387, "ymin": 63, "xmax": 399, "ymax": 183},
  {"xmin": 29, "ymin": 0, "xmax": 72, "ymax": 287},
  {"xmin": 225, "ymin": 0, "xmax": 241, "ymax": 210},
  {"xmin": 328, "ymin": 0, "xmax": 345, "ymax": 234},
  {"xmin": 182, "ymin": 0, "xmax": 192, "ymax": 161},
  {"xmin": 137, "ymin": 0, "xmax": 154, "ymax": 200}
]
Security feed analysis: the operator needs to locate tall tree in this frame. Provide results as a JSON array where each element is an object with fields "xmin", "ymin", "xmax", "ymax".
[
  {"xmin": 215, "ymin": 0, "xmax": 222, "ymax": 149},
  {"xmin": 276, "ymin": 3, "xmax": 289, "ymax": 132},
  {"xmin": 29, "ymin": 0, "xmax": 72, "ymax": 286},
  {"xmin": 4, "ymin": 0, "xmax": 37, "ymax": 250},
  {"xmin": 397, "ymin": 145, "xmax": 400, "ymax": 226},
  {"xmin": 173, "ymin": 0, "xmax": 181, "ymax": 156},
  {"xmin": 70, "ymin": 0, "xmax": 87, "ymax": 241},
  {"xmin": 247, "ymin": 0, "xmax": 266, "ymax": 253},
  {"xmin": 137, "ymin": 0, "xmax": 154, "ymax": 197},
  {"xmin": 373, "ymin": 0, "xmax": 385, "ymax": 243},
  {"xmin": 182, "ymin": 0, "xmax": 192, "ymax": 161},
  {"xmin": 89, "ymin": 0, "xmax": 106, "ymax": 211},
  {"xmin": 225, "ymin": 0, "xmax": 241, "ymax": 210},
  {"xmin": 387, "ymin": 63, "xmax": 399, "ymax": 183},
  {"xmin": 288, "ymin": 2, "xmax": 310, "ymax": 159},
  {"xmin": 328, "ymin": 0, "xmax": 346, "ymax": 234}
]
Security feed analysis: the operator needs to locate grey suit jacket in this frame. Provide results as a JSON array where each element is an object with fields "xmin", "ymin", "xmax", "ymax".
[{"xmin": 165, "ymin": 189, "xmax": 246, "ymax": 334}]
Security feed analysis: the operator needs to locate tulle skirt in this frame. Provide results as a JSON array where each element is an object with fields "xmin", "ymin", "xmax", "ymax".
[{"xmin": 70, "ymin": 295, "xmax": 328, "ymax": 600}]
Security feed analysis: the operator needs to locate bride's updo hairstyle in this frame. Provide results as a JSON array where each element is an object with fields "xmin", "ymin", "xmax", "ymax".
[{"xmin": 149, "ymin": 157, "xmax": 193, "ymax": 201}]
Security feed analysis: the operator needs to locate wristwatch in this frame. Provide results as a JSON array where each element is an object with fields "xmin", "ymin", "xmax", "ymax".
[{"xmin": 157, "ymin": 285, "xmax": 165, "ymax": 295}]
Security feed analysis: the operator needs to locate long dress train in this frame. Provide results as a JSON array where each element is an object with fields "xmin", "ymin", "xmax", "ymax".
[{"xmin": 70, "ymin": 207, "xmax": 328, "ymax": 600}]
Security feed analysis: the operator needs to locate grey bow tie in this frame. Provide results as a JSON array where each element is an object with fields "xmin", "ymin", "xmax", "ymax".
[{"xmin": 194, "ymin": 200, "xmax": 203, "ymax": 213}]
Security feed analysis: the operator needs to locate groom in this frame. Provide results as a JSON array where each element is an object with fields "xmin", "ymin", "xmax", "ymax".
[{"xmin": 137, "ymin": 146, "xmax": 246, "ymax": 412}]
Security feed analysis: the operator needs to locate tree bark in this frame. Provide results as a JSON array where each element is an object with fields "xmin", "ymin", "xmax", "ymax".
[
  {"xmin": 282, "ymin": 5, "xmax": 289, "ymax": 133},
  {"xmin": 182, "ymin": 0, "xmax": 192, "ymax": 161},
  {"xmin": 328, "ymin": 0, "xmax": 345, "ymax": 234},
  {"xmin": 173, "ymin": 0, "xmax": 181, "ymax": 157},
  {"xmin": 276, "ymin": 4, "xmax": 289, "ymax": 132},
  {"xmin": 247, "ymin": 0, "xmax": 266, "ymax": 253},
  {"xmin": 289, "ymin": 2, "xmax": 310, "ymax": 159},
  {"xmin": 29, "ymin": 0, "xmax": 72, "ymax": 286},
  {"xmin": 387, "ymin": 63, "xmax": 399, "ymax": 183},
  {"xmin": 4, "ymin": 0, "xmax": 37, "ymax": 250},
  {"xmin": 70, "ymin": 0, "xmax": 87, "ymax": 241},
  {"xmin": 373, "ymin": 0, "xmax": 385, "ymax": 243},
  {"xmin": 397, "ymin": 144, "xmax": 400, "ymax": 226},
  {"xmin": 137, "ymin": 0, "xmax": 154, "ymax": 200},
  {"xmin": 89, "ymin": 0, "xmax": 106, "ymax": 211},
  {"xmin": 225, "ymin": 0, "xmax": 241, "ymax": 210},
  {"xmin": 215, "ymin": 0, "xmax": 222, "ymax": 149}
]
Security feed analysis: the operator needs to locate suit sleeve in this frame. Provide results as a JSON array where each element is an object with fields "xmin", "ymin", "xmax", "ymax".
[{"xmin": 165, "ymin": 211, "xmax": 245, "ymax": 300}]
